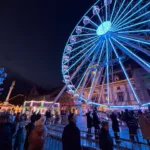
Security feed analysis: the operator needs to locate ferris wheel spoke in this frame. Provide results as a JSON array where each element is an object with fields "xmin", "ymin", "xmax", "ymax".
[
  {"xmin": 54, "ymin": 56, "xmax": 89, "ymax": 105},
  {"xmin": 74, "ymin": 66, "xmax": 91, "ymax": 93},
  {"xmin": 117, "ymin": 37, "xmax": 150, "ymax": 56},
  {"xmin": 78, "ymin": 69, "xmax": 91, "ymax": 99},
  {"xmin": 64, "ymin": 38, "xmax": 99, "ymax": 64},
  {"xmin": 65, "ymin": 42, "xmax": 99, "ymax": 74},
  {"xmin": 116, "ymin": 1, "xmax": 150, "ymax": 28},
  {"xmin": 78, "ymin": 52, "xmax": 99, "ymax": 98},
  {"xmin": 95, "ymin": 9, "xmax": 103, "ymax": 24},
  {"xmin": 74, "ymin": 47, "xmax": 102, "ymax": 93},
  {"xmin": 88, "ymin": 18, "xmax": 98, "ymax": 28},
  {"xmin": 89, "ymin": 67, "xmax": 104, "ymax": 103},
  {"xmin": 112, "ymin": 0, "xmax": 133, "ymax": 26},
  {"xmin": 115, "ymin": 19, "xmax": 150, "ymax": 32},
  {"xmin": 117, "ymin": 35, "xmax": 150, "ymax": 46},
  {"xmin": 105, "ymin": 3, "xmax": 107, "ymax": 21},
  {"xmin": 109, "ymin": 38, "xmax": 140, "ymax": 104},
  {"xmin": 87, "ymin": 41, "xmax": 105, "ymax": 102},
  {"xmin": 106, "ymin": 39, "xmax": 110, "ymax": 106},
  {"xmin": 68, "ymin": 35, "xmax": 98, "ymax": 46},
  {"xmin": 115, "ymin": 10, "xmax": 150, "ymax": 30},
  {"xmin": 112, "ymin": 37, "xmax": 150, "ymax": 73},
  {"xmin": 73, "ymin": 33, "xmax": 97, "ymax": 37},
  {"xmin": 83, "ymin": 16, "xmax": 98, "ymax": 28},
  {"xmin": 111, "ymin": 0, "xmax": 126, "ymax": 25},
  {"xmin": 110, "ymin": 0, "xmax": 117, "ymax": 22},
  {"xmin": 76, "ymin": 26, "xmax": 96, "ymax": 32},
  {"xmin": 118, "ymin": 29, "xmax": 150, "ymax": 34},
  {"xmin": 114, "ymin": 0, "xmax": 143, "ymax": 27},
  {"xmin": 98, "ymin": 69, "xmax": 106, "ymax": 104},
  {"xmin": 65, "ymin": 37, "xmax": 98, "ymax": 55}
]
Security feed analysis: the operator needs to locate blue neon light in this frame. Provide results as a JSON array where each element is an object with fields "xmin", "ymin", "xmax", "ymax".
[
  {"xmin": 116, "ymin": 11, "xmax": 150, "ymax": 30},
  {"xmin": 112, "ymin": 0, "xmax": 126, "ymax": 24},
  {"xmin": 142, "ymin": 103, "xmax": 150, "ymax": 107},
  {"xmin": 109, "ymin": 38, "xmax": 140, "ymax": 104},
  {"xmin": 115, "ymin": 0, "xmax": 143, "ymax": 26},
  {"xmin": 110, "ymin": 105, "xmax": 139, "ymax": 108},
  {"xmin": 62, "ymin": 0, "xmax": 150, "ymax": 109},
  {"xmin": 113, "ymin": 0, "xmax": 133, "ymax": 25},
  {"xmin": 88, "ymin": 101, "xmax": 107, "ymax": 107}
]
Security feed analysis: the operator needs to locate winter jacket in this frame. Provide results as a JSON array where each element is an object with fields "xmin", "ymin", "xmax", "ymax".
[
  {"xmin": 139, "ymin": 114, "xmax": 150, "ymax": 140},
  {"xmin": 28, "ymin": 124, "xmax": 48, "ymax": 150},
  {"xmin": 14, "ymin": 124, "xmax": 26, "ymax": 150},
  {"xmin": 0, "ymin": 122, "xmax": 15, "ymax": 150},
  {"xmin": 127, "ymin": 116, "xmax": 138, "ymax": 135},
  {"xmin": 93, "ymin": 112, "xmax": 100, "ymax": 129},
  {"xmin": 86, "ymin": 112, "xmax": 93, "ymax": 128},
  {"xmin": 99, "ymin": 127, "xmax": 114, "ymax": 150},
  {"xmin": 110, "ymin": 114, "xmax": 120, "ymax": 132},
  {"xmin": 62, "ymin": 122, "xmax": 81, "ymax": 150},
  {"xmin": 24, "ymin": 122, "xmax": 35, "ymax": 150}
]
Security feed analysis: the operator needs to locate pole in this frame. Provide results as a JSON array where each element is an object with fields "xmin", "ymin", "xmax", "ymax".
[{"xmin": 5, "ymin": 81, "xmax": 15, "ymax": 103}]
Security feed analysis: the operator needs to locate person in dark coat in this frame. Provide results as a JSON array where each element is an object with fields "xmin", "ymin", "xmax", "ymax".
[
  {"xmin": 99, "ymin": 121, "xmax": 113, "ymax": 150},
  {"xmin": 0, "ymin": 114, "xmax": 15, "ymax": 150},
  {"xmin": 14, "ymin": 115, "xmax": 26, "ymax": 150},
  {"xmin": 62, "ymin": 113, "xmax": 81, "ymax": 150},
  {"xmin": 93, "ymin": 110, "xmax": 100, "ymax": 139},
  {"xmin": 24, "ymin": 116, "xmax": 35, "ymax": 150},
  {"xmin": 86, "ymin": 111, "xmax": 93, "ymax": 137},
  {"xmin": 31, "ymin": 112, "xmax": 36, "ymax": 122},
  {"xmin": 123, "ymin": 109, "xmax": 130, "ymax": 126},
  {"xmin": 127, "ymin": 111, "xmax": 139, "ymax": 142},
  {"xmin": 110, "ymin": 112, "xmax": 120, "ymax": 143},
  {"xmin": 45, "ymin": 110, "xmax": 52, "ymax": 124},
  {"xmin": 36, "ymin": 112, "xmax": 41, "ymax": 121}
]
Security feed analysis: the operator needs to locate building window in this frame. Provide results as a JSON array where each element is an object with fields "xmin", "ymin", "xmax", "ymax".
[
  {"xmin": 117, "ymin": 86, "xmax": 120, "ymax": 90},
  {"xmin": 117, "ymin": 92, "xmax": 124, "ymax": 102},
  {"xmin": 104, "ymin": 89, "xmax": 107, "ymax": 92}
]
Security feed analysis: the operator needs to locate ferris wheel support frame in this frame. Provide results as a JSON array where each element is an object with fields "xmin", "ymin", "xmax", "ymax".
[{"xmin": 109, "ymin": 38, "xmax": 140, "ymax": 105}]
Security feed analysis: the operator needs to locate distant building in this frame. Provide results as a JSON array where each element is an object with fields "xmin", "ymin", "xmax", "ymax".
[{"xmin": 78, "ymin": 68, "xmax": 150, "ymax": 106}]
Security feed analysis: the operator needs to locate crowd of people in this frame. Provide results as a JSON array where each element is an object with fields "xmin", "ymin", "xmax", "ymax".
[
  {"xmin": 85, "ymin": 108, "xmax": 150, "ymax": 149},
  {"xmin": 0, "ymin": 111, "xmax": 50, "ymax": 150},
  {"xmin": 0, "ymin": 108, "xmax": 150, "ymax": 150}
]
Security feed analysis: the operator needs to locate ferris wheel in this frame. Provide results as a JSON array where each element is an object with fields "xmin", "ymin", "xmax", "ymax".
[{"xmin": 60, "ymin": 0, "xmax": 150, "ymax": 109}]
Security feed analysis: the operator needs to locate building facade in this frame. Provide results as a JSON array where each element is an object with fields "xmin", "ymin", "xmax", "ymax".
[{"xmin": 79, "ymin": 68, "xmax": 150, "ymax": 106}]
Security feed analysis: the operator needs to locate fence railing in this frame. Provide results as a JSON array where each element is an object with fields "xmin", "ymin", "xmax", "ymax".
[{"xmin": 47, "ymin": 125, "xmax": 150, "ymax": 150}]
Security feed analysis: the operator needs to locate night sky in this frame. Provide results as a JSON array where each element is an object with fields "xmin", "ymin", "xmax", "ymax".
[{"xmin": 0, "ymin": 0, "xmax": 96, "ymax": 93}]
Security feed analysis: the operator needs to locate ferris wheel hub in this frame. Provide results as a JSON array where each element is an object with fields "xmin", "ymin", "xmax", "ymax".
[{"xmin": 96, "ymin": 21, "xmax": 112, "ymax": 36}]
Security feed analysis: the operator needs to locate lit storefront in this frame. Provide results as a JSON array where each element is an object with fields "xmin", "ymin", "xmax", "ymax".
[{"xmin": 23, "ymin": 100, "xmax": 60, "ymax": 115}]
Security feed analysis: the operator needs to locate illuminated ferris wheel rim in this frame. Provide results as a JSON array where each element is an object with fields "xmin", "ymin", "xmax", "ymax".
[{"xmin": 61, "ymin": 0, "xmax": 150, "ymax": 109}]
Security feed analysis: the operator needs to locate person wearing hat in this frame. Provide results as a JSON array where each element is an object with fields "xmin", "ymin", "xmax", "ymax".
[
  {"xmin": 62, "ymin": 113, "xmax": 81, "ymax": 150},
  {"xmin": 99, "ymin": 121, "xmax": 114, "ymax": 150},
  {"xmin": 28, "ymin": 116, "xmax": 48, "ymax": 150}
]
